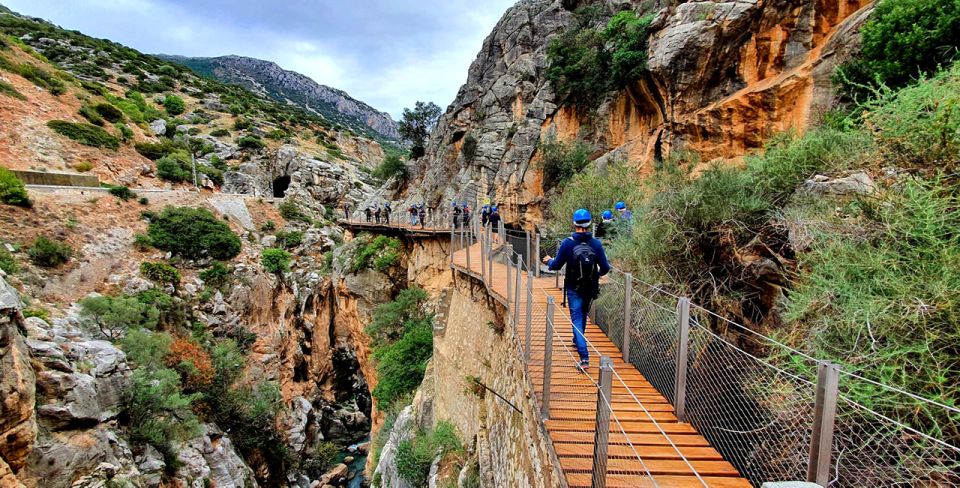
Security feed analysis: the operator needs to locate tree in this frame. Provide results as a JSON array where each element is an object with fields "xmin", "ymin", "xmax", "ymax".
[
  {"xmin": 163, "ymin": 95, "xmax": 185, "ymax": 116},
  {"xmin": 79, "ymin": 295, "xmax": 159, "ymax": 340},
  {"xmin": 398, "ymin": 101, "xmax": 441, "ymax": 158},
  {"xmin": 0, "ymin": 167, "xmax": 31, "ymax": 208},
  {"xmin": 261, "ymin": 248, "xmax": 291, "ymax": 274},
  {"xmin": 147, "ymin": 207, "xmax": 241, "ymax": 260}
]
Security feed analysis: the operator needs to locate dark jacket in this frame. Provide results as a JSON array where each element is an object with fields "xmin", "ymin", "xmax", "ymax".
[{"xmin": 546, "ymin": 232, "xmax": 611, "ymax": 292}]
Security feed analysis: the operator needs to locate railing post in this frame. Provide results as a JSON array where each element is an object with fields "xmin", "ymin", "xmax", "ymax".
[
  {"xmin": 513, "ymin": 256, "xmax": 521, "ymax": 327},
  {"xmin": 465, "ymin": 226, "xmax": 472, "ymax": 271},
  {"xmin": 449, "ymin": 225, "xmax": 454, "ymax": 264},
  {"xmin": 807, "ymin": 361, "xmax": 840, "ymax": 486},
  {"xmin": 533, "ymin": 233, "xmax": 541, "ymax": 278},
  {"xmin": 622, "ymin": 273, "xmax": 633, "ymax": 363},
  {"xmin": 674, "ymin": 297, "xmax": 691, "ymax": 422},
  {"xmin": 541, "ymin": 296, "xmax": 555, "ymax": 420},
  {"xmin": 525, "ymin": 265, "xmax": 533, "ymax": 361},
  {"xmin": 506, "ymin": 254, "xmax": 513, "ymax": 310},
  {"xmin": 591, "ymin": 356, "xmax": 614, "ymax": 488},
  {"xmin": 525, "ymin": 232, "xmax": 531, "ymax": 273}
]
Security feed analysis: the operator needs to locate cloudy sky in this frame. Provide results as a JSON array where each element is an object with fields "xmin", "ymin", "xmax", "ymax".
[{"xmin": 3, "ymin": 0, "xmax": 517, "ymax": 118}]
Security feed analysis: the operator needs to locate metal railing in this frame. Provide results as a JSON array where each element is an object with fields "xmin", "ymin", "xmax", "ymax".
[{"xmin": 448, "ymin": 225, "xmax": 960, "ymax": 488}]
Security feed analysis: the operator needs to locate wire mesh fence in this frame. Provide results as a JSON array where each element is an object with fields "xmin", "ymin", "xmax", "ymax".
[{"xmin": 448, "ymin": 229, "xmax": 960, "ymax": 487}]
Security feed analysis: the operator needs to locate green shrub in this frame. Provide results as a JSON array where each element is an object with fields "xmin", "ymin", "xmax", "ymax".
[
  {"xmin": 147, "ymin": 206, "xmax": 241, "ymax": 260},
  {"xmin": 22, "ymin": 307, "xmax": 50, "ymax": 322},
  {"xmin": 368, "ymin": 287, "xmax": 433, "ymax": 408},
  {"xmin": 155, "ymin": 152, "xmax": 193, "ymax": 183},
  {"xmin": 108, "ymin": 185, "xmax": 136, "ymax": 201},
  {"xmin": 126, "ymin": 367, "xmax": 202, "ymax": 470},
  {"xmin": 260, "ymin": 220, "xmax": 276, "ymax": 232},
  {"xmin": 163, "ymin": 95, "xmax": 185, "ymax": 116},
  {"xmin": 261, "ymin": 248, "xmax": 291, "ymax": 274},
  {"xmin": 365, "ymin": 287, "xmax": 429, "ymax": 347},
  {"xmin": 79, "ymin": 104, "xmax": 105, "ymax": 125},
  {"xmin": 27, "ymin": 236, "xmax": 72, "ymax": 267},
  {"xmin": 300, "ymin": 442, "xmax": 340, "ymax": 477},
  {"xmin": 836, "ymin": 0, "xmax": 960, "ymax": 100},
  {"xmin": 279, "ymin": 200, "xmax": 310, "ymax": 223},
  {"xmin": 0, "ymin": 167, "xmax": 31, "ymax": 208},
  {"xmin": 94, "ymin": 102, "xmax": 124, "ymax": 123},
  {"xmin": 135, "ymin": 139, "xmax": 183, "ymax": 160},
  {"xmin": 16, "ymin": 63, "xmax": 65, "ymax": 95},
  {"xmin": 138, "ymin": 197, "xmax": 149, "ymax": 205},
  {"xmin": 396, "ymin": 422, "xmax": 464, "ymax": 486},
  {"xmin": 275, "ymin": 230, "xmax": 303, "ymax": 249},
  {"xmin": 198, "ymin": 164, "xmax": 223, "ymax": 186},
  {"xmin": 266, "ymin": 129, "xmax": 289, "ymax": 141},
  {"xmin": 372, "ymin": 156, "xmax": 408, "ymax": 182},
  {"xmin": 460, "ymin": 134, "xmax": 478, "ymax": 162},
  {"xmin": 210, "ymin": 128, "xmax": 230, "ymax": 137},
  {"xmin": 114, "ymin": 123, "xmax": 134, "ymax": 142},
  {"xmin": 538, "ymin": 135, "xmax": 592, "ymax": 190},
  {"xmin": 199, "ymin": 261, "xmax": 231, "ymax": 288},
  {"xmin": 73, "ymin": 161, "xmax": 94, "ymax": 172},
  {"xmin": 352, "ymin": 234, "xmax": 401, "ymax": 273},
  {"xmin": 79, "ymin": 295, "xmax": 159, "ymax": 340},
  {"xmin": 546, "ymin": 160, "xmax": 643, "ymax": 233},
  {"xmin": 865, "ymin": 63, "xmax": 960, "ymax": 170},
  {"xmin": 0, "ymin": 79, "xmax": 26, "ymax": 100},
  {"xmin": 233, "ymin": 117, "xmax": 252, "ymax": 130},
  {"xmin": 237, "ymin": 135, "xmax": 265, "ymax": 150},
  {"xmin": 0, "ymin": 246, "xmax": 17, "ymax": 274},
  {"xmin": 135, "ymin": 289, "xmax": 189, "ymax": 329},
  {"xmin": 140, "ymin": 261, "xmax": 181, "ymax": 287},
  {"xmin": 47, "ymin": 120, "xmax": 119, "ymax": 149}
]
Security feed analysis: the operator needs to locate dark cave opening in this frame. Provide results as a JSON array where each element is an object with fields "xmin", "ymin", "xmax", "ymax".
[{"xmin": 272, "ymin": 175, "xmax": 291, "ymax": 198}]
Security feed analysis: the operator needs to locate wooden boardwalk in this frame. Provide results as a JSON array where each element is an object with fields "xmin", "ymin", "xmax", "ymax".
[
  {"xmin": 337, "ymin": 218, "xmax": 453, "ymax": 237},
  {"xmin": 451, "ymin": 243, "xmax": 750, "ymax": 488}
]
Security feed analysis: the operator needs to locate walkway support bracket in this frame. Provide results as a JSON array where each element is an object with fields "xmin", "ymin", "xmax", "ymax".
[
  {"xmin": 591, "ymin": 356, "xmax": 614, "ymax": 488},
  {"xmin": 541, "ymin": 296, "xmax": 555, "ymax": 420},
  {"xmin": 807, "ymin": 361, "xmax": 840, "ymax": 486},
  {"xmin": 674, "ymin": 297, "xmax": 691, "ymax": 422}
]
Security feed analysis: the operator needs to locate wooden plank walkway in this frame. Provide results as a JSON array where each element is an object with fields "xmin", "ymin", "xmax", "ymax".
[
  {"xmin": 337, "ymin": 218, "xmax": 453, "ymax": 237},
  {"xmin": 451, "ymin": 242, "xmax": 750, "ymax": 488}
]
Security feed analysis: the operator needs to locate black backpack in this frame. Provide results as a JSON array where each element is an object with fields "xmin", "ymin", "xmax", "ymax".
[{"xmin": 566, "ymin": 239, "xmax": 599, "ymax": 298}]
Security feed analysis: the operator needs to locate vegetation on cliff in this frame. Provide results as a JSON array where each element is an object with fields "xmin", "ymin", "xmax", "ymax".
[{"xmin": 366, "ymin": 286, "xmax": 433, "ymax": 409}]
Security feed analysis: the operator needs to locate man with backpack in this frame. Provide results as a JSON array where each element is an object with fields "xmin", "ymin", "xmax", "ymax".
[
  {"xmin": 383, "ymin": 202, "xmax": 391, "ymax": 225},
  {"xmin": 418, "ymin": 204, "xmax": 426, "ymax": 229},
  {"xmin": 480, "ymin": 203, "xmax": 491, "ymax": 227},
  {"xmin": 488, "ymin": 205, "xmax": 501, "ymax": 243},
  {"xmin": 374, "ymin": 204, "xmax": 381, "ymax": 224},
  {"xmin": 461, "ymin": 203, "xmax": 470, "ymax": 229},
  {"xmin": 364, "ymin": 206, "xmax": 372, "ymax": 223},
  {"xmin": 408, "ymin": 205, "xmax": 417, "ymax": 226},
  {"xmin": 542, "ymin": 209, "xmax": 610, "ymax": 371},
  {"xmin": 452, "ymin": 201, "xmax": 461, "ymax": 229}
]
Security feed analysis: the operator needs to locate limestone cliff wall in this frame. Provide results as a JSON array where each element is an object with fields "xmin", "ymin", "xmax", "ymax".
[{"xmin": 400, "ymin": 0, "xmax": 874, "ymax": 228}]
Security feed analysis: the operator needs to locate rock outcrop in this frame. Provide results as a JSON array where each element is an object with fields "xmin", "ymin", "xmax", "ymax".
[{"xmin": 400, "ymin": 0, "xmax": 874, "ymax": 227}]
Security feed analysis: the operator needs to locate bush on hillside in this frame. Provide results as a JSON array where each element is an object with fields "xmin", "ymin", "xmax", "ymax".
[
  {"xmin": 0, "ymin": 246, "xmax": 18, "ymax": 275},
  {"xmin": 538, "ymin": 135, "xmax": 592, "ymax": 190},
  {"xmin": 836, "ymin": 0, "xmax": 960, "ymax": 101},
  {"xmin": 135, "ymin": 139, "xmax": 184, "ymax": 160},
  {"xmin": 371, "ymin": 318, "xmax": 432, "ymax": 409},
  {"xmin": 351, "ymin": 234, "xmax": 401, "ymax": 273},
  {"xmin": 274, "ymin": 230, "xmax": 303, "ymax": 249},
  {"xmin": 199, "ymin": 261, "xmax": 231, "ymax": 288},
  {"xmin": 233, "ymin": 117, "xmax": 253, "ymax": 131},
  {"xmin": 79, "ymin": 104, "xmax": 104, "ymax": 125},
  {"xmin": 261, "ymin": 248, "xmax": 291, "ymax": 274},
  {"xmin": 163, "ymin": 94, "xmax": 185, "ymax": 116},
  {"xmin": 94, "ymin": 102, "xmax": 124, "ymax": 123},
  {"xmin": 15, "ymin": 63, "xmax": 65, "ymax": 95},
  {"xmin": 147, "ymin": 206, "xmax": 241, "ymax": 260},
  {"xmin": 47, "ymin": 120, "xmax": 119, "ymax": 149},
  {"xmin": 278, "ymin": 200, "xmax": 310, "ymax": 223},
  {"xmin": 0, "ymin": 79, "xmax": 26, "ymax": 100},
  {"xmin": 460, "ymin": 133, "xmax": 478, "ymax": 162},
  {"xmin": 546, "ymin": 161, "xmax": 643, "ymax": 233},
  {"xmin": 79, "ymin": 294, "xmax": 160, "ymax": 340},
  {"xmin": 365, "ymin": 286, "xmax": 429, "ymax": 347},
  {"xmin": 237, "ymin": 135, "xmax": 265, "ymax": 150},
  {"xmin": 396, "ymin": 422, "xmax": 464, "ymax": 487},
  {"xmin": 108, "ymin": 184, "xmax": 136, "ymax": 201},
  {"xmin": 372, "ymin": 155, "xmax": 407, "ymax": 182},
  {"xmin": 125, "ymin": 367, "xmax": 202, "ymax": 470},
  {"xmin": 210, "ymin": 128, "xmax": 230, "ymax": 138},
  {"xmin": 140, "ymin": 261, "xmax": 181, "ymax": 287},
  {"xmin": 0, "ymin": 167, "xmax": 31, "ymax": 208},
  {"xmin": 27, "ymin": 236, "xmax": 72, "ymax": 267}
]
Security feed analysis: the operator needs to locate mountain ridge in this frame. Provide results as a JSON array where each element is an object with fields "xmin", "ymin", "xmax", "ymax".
[{"xmin": 158, "ymin": 53, "xmax": 400, "ymax": 141}]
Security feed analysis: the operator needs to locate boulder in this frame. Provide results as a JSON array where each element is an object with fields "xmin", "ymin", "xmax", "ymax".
[
  {"xmin": 799, "ymin": 172, "xmax": 876, "ymax": 197},
  {"xmin": 148, "ymin": 119, "xmax": 166, "ymax": 136}
]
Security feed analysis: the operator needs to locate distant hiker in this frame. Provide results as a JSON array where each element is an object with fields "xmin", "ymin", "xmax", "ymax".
[
  {"xmin": 364, "ymin": 206, "xmax": 372, "ymax": 223},
  {"xmin": 452, "ymin": 202, "xmax": 462, "ymax": 228},
  {"xmin": 342, "ymin": 203, "xmax": 350, "ymax": 220},
  {"xmin": 488, "ymin": 206, "xmax": 501, "ymax": 243},
  {"xmin": 418, "ymin": 205, "xmax": 426, "ymax": 229},
  {"xmin": 595, "ymin": 210, "xmax": 615, "ymax": 240},
  {"xmin": 481, "ymin": 204, "xmax": 491, "ymax": 227},
  {"xmin": 374, "ymin": 204, "xmax": 381, "ymax": 224},
  {"xmin": 408, "ymin": 205, "xmax": 418, "ymax": 226},
  {"xmin": 384, "ymin": 202, "xmax": 391, "ymax": 224},
  {"xmin": 542, "ymin": 209, "xmax": 610, "ymax": 371},
  {"xmin": 615, "ymin": 201, "xmax": 633, "ymax": 221},
  {"xmin": 462, "ymin": 203, "xmax": 470, "ymax": 229}
]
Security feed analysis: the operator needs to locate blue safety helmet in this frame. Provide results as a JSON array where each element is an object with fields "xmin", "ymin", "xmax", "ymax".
[
  {"xmin": 491, "ymin": 206, "xmax": 498, "ymax": 212},
  {"xmin": 602, "ymin": 210, "xmax": 613, "ymax": 220},
  {"xmin": 615, "ymin": 201, "xmax": 626, "ymax": 210},
  {"xmin": 573, "ymin": 208, "xmax": 592, "ymax": 228}
]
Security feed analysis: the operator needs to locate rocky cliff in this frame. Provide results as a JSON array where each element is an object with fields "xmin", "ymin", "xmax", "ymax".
[
  {"xmin": 400, "ymin": 0, "xmax": 874, "ymax": 227},
  {"xmin": 161, "ymin": 55, "xmax": 401, "ymax": 141}
]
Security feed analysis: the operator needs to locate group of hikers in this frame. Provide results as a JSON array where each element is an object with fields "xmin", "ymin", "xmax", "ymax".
[
  {"xmin": 542, "ymin": 200, "xmax": 632, "ymax": 372},
  {"xmin": 347, "ymin": 202, "xmax": 432, "ymax": 228}
]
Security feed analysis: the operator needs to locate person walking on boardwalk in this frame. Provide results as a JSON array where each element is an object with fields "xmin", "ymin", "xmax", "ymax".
[
  {"xmin": 461, "ymin": 203, "xmax": 470, "ymax": 229},
  {"xmin": 343, "ymin": 203, "xmax": 350, "ymax": 220},
  {"xmin": 383, "ymin": 202, "xmax": 391, "ymax": 225},
  {"xmin": 408, "ymin": 204, "xmax": 418, "ymax": 226},
  {"xmin": 542, "ymin": 209, "xmax": 610, "ymax": 371},
  {"xmin": 595, "ymin": 210, "xmax": 615, "ymax": 241},
  {"xmin": 364, "ymin": 206, "xmax": 372, "ymax": 223},
  {"xmin": 480, "ymin": 203, "xmax": 491, "ymax": 227},
  {"xmin": 418, "ymin": 204, "xmax": 426, "ymax": 229},
  {"xmin": 488, "ymin": 205, "xmax": 501, "ymax": 243},
  {"xmin": 374, "ymin": 204, "xmax": 381, "ymax": 224},
  {"xmin": 452, "ymin": 201, "xmax": 461, "ymax": 229}
]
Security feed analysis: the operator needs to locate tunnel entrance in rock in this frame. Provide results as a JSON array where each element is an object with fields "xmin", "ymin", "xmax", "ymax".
[{"xmin": 272, "ymin": 175, "xmax": 290, "ymax": 198}]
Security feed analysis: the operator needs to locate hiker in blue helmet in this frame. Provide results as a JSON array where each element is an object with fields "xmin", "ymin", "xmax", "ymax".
[
  {"xmin": 542, "ymin": 208, "xmax": 610, "ymax": 371},
  {"xmin": 595, "ymin": 209, "xmax": 615, "ymax": 240},
  {"xmin": 488, "ymin": 205, "xmax": 502, "ymax": 243},
  {"xmin": 615, "ymin": 201, "xmax": 633, "ymax": 220},
  {"xmin": 452, "ymin": 200, "xmax": 462, "ymax": 228}
]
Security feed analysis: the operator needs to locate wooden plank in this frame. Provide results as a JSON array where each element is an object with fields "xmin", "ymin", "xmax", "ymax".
[
  {"xmin": 558, "ymin": 456, "xmax": 742, "ymax": 476},
  {"xmin": 547, "ymin": 419, "xmax": 698, "ymax": 435},
  {"xmin": 565, "ymin": 473, "xmax": 753, "ymax": 488},
  {"xmin": 553, "ymin": 443, "xmax": 725, "ymax": 460}
]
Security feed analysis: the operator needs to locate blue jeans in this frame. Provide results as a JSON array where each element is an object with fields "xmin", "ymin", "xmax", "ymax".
[{"xmin": 566, "ymin": 289, "xmax": 591, "ymax": 363}]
